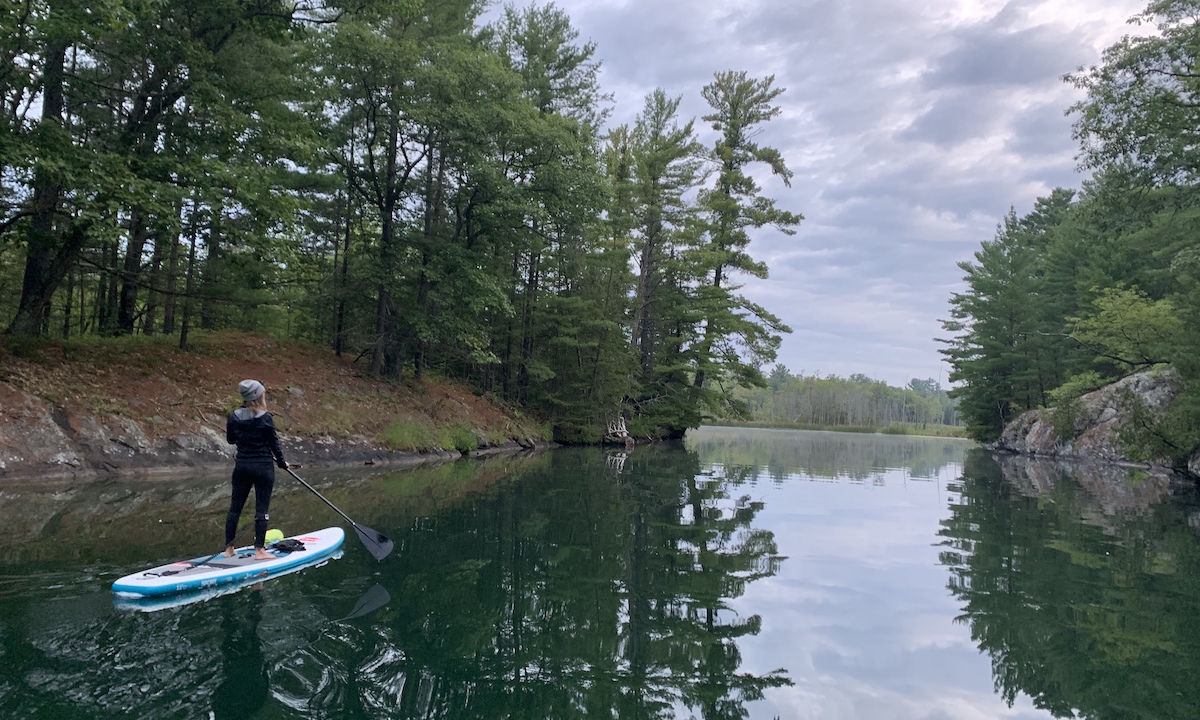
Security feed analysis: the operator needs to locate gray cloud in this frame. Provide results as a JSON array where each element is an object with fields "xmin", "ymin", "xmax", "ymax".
[
  {"xmin": 1006, "ymin": 100, "xmax": 1077, "ymax": 156},
  {"xmin": 901, "ymin": 91, "xmax": 1008, "ymax": 147},
  {"xmin": 926, "ymin": 22, "xmax": 1093, "ymax": 89},
  {"xmin": 546, "ymin": 0, "xmax": 1145, "ymax": 385}
]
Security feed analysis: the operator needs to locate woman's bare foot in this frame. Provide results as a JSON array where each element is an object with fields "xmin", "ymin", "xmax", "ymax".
[
  {"xmin": 253, "ymin": 547, "xmax": 273, "ymax": 560},
  {"xmin": 223, "ymin": 546, "xmax": 235, "ymax": 558}
]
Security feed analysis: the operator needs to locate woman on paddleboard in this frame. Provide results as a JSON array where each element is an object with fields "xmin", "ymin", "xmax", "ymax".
[{"xmin": 225, "ymin": 379, "xmax": 288, "ymax": 561}]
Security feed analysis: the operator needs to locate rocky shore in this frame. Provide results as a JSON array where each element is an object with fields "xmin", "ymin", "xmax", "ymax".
[
  {"xmin": 991, "ymin": 367, "xmax": 1199, "ymax": 477},
  {"xmin": 0, "ymin": 333, "xmax": 547, "ymax": 481},
  {"xmin": 0, "ymin": 378, "xmax": 542, "ymax": 480},
  {"xmin": 0, "ymin": 376, "xmax": 544, "ymax": 477}
]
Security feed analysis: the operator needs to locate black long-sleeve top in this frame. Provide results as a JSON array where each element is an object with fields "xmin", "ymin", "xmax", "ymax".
[{"xmin": 226, "ymin": 408, "xmax": 287, "ymax": 467}]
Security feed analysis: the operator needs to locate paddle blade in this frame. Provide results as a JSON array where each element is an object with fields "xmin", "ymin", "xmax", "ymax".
[
  {"xmin": 352, "ymin": 523, "xmax": 394, "ymax": 561},
  {"xmin": 343, "ymin": 584, "xmax": 391, "ymax": 620}
]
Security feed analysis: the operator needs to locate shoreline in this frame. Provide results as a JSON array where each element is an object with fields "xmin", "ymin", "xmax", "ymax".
[
  {"xmin": 0, "ymin": 332, "xmax": 552, "ymax": 482},
  {"xmin": 0, "ymin": 427, "xmax": 548, "ymax": 483},
  {"xmin": 700, "ymin": 420, "xmax": 971, "ymax": 439}
]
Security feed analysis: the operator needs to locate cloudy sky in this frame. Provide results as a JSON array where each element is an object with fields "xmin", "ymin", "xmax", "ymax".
[{"xmin": 542, "ymin": 0, "xmax": 1151, "ymax": 387}]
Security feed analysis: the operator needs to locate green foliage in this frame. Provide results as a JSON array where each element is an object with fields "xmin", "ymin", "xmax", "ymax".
[
  {"xmin": 942, "ymin": 3, "xmax": 1200, "ymax": 461},
  {"xmin": 1047, "ymin": 371, "xmax": 1108, "ymax": 408},
  {"xmin": 1050, "ymin": 398, "xmax": 1083, "ymax": 442},
  {"xmin": 879, "ymin": 423, "xmax": 968, "ymax": 438},
  {"xmin": 688, "ymin": 71, "xmax": 800, "ymax": 402},
  {"xmin": 1069, "ymin": 286, "xmax": 1183, "ymax": 372},
  {"xmin": 551, "ymin": 423, "xmax": 605, "ymax": 445},
  {"xmin": 1048, "ymin": 371, "xmax": 1107, "ymax": 441},
  {"xmin": 436, "ymin": 424, "xmax": 479, "ymax": 454},
  {"xmin": 1113, "ymin": 381, "xmax": 1200, "ymax": 467},
  {"xmin": 940, "ymin": 194, "xmax": 1078, "ymax": 441},
  {"xmin": 1069, "ymin": 0, "xmax": 1200, "ymax": 184},
  {"xmin": 378, "ymin": 420, "xmax": 436, "ymax": 453},
  {"xmin": 712, "ymin": 420, "xmax": 967, "ymax": 438},
  {"xmin": 1, "ymin": 2, "xmax": 798, "ymax": 444}
]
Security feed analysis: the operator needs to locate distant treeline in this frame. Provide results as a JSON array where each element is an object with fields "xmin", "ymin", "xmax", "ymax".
[
  {"xmin": 0, "ymin": 1, "xmax": 800, "ymax": 441},
  {"xmin": 941, "ymin": 1, "xmax": 1200, "ymax": 467},
  {"xmin": 729, "ymin": 367, "xmax": 960, "ymax": 430}
]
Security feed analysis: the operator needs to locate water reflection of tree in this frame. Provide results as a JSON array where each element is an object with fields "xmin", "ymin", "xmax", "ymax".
[
  {"xmin": 212, "ymin": 592, "xmax": 268, "ymax": 720},
  {"xmin": 333, "ymin": 444, "xmax": 791, "ymax": 719},
  {"xmin": 939, "ymin": 450, "xmax": 1200, "ymax": 720},
  {"xmin": 0, "ymin": 588, "xmax": 287, "ymax": 718},
  {"xmin": 0, "ymin": 445, "xmax": 788, "ymax": 718}
]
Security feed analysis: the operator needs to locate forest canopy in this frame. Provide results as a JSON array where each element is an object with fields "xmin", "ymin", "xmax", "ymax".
[
  {"xmin": 940, "ymin": 0, "xmax": 1200, "ymax": 465},
  {"xmin": 0, "ymin": 0, "xmax": 801, "ymax": 441}
]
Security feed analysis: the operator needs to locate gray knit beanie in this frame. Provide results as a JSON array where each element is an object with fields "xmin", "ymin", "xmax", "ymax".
[{"xmin": 238, "ymin": 379, "xmax": 265, "ymax": 402}]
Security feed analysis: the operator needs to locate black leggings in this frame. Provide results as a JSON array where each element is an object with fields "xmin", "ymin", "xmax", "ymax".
[{"xmin": 226, "ymin": 463, "xmax": 275, "ymax": 548}]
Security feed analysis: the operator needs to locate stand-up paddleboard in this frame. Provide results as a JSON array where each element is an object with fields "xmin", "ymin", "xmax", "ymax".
[
  {"xmin": 114, "ymin": 549, "xmax": 343, "ymax": 613},
  {"xmin": 112, "ymin": 527, "xmax": 345, "ymax": 600}
]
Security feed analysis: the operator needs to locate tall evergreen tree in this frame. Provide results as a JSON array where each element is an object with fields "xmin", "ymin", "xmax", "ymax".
[
  {"xmin": 940, "ymin": 210, "xmax": 1047, "ymax": 440},
  {"xmin": 689, "ymin": 71, "xmax": 801, "ymax": 411},
  {"xmin": 0, "ymin": 2, "xmax": 811, "ymax": 443}
]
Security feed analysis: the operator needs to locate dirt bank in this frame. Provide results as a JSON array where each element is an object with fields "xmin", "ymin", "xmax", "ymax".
[{"xmin": 0, "ymin": 332, "xmax": 547, "ymax": 480}]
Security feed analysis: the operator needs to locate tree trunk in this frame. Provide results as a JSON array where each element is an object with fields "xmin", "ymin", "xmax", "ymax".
[
  {"xmin": 117, "ymin": 210, "xmax": 152, "ymax": 334},
  {"xmin": 162, "ymin": 228, "xmax": 181, "ymax": 334},
  {"xmin": 101, "ymin": 240, "xmax": 120, "ymax": 335},
  {"xmin": 370, "ymin": 239, "xmax": 389, "ymax": 375},
  {"xmin": 370, "ymin": 210, "xmax": 398, "ymax": 377},
  {"xmin": 93, "ymin": 249, "xmax": 108, "ymax": 333},
  {"xmin": 502, "ymin": 247, "xmax": 519, "ymax": 400},
  {"xmin": 61, "ymin": 263, "xmax": 74, "ymax": 338},
  {"xmin": 368, "ymin": 111, "xmax": 406, "ymax": 378},
  {"xmin": 517, "ymin": 246, "xmax": 540, "ymax": 403},
  {"xmin": 77, "ymin": 264, "xmax": 88, "ymax": 335},
  {"xmin": 692, "ymin": 262, "xmax": 723, "ymax": 389},
  {"xmin": 334, "ymin": 188, "xmax": 352, "ymax": 356},
  {"xmin": 6, "ymin": 33, "xmax": 71, "ymax": 336},
  {"xmin": 199, "ymin": 215, "xmax": 220, "ymax": 331},
  {"xmin": 412, "ymin": 144, "xmax": 446, "ymax": 383},
  {"xmin": 178, "ymin": 204, "xmax": 200, "ymax": 350},
  {"xmin": 142, "ymin": 230, "xmax": 167, "ymax": 335},
  {"xmin": 631, "ymin": 184, "xmax": 663, "ymax": 375}
]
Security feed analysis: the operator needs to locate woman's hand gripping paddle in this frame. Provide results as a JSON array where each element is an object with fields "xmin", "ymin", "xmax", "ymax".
[{"xmin": 285, "ymin": 467, "xmax": 394, "ymax": 561}]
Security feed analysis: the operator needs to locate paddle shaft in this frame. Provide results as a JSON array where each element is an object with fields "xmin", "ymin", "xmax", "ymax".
[
  {"xmin": 285, "ymin": 467, "xmax": 393, "ymax": 560},
  {"xmin": 286, "ymin": 467, "xmax": 361, "ymax": 527}
]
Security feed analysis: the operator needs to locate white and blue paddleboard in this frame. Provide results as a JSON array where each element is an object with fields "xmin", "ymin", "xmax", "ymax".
[
  {"xmin": 113, "ymin": 548, "xmax": 344, "ymax": 613},
  {"xmin": 112, "ymin": 527, "xmax": 345, "ymax": 601}
]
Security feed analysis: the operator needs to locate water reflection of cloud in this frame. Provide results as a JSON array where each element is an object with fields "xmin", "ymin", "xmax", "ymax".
[
  {"xmin": 713, "ymin": 458, "xmax": 1055, "ymax": 719},
  {"xmin": 765, "ymin": 682, "xmax": 1049, "ymax": 720},
  {"xmin": 687, "ymin": 427, "xmax": 974, "ymax": 486}
]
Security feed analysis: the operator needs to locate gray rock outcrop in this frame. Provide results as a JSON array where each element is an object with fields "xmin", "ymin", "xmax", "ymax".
[{"xmin": 993, "ymin": 367, "xmax": 1187, "ymax": 470}]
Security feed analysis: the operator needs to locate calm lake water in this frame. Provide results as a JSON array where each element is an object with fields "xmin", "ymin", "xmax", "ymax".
[{"xmin": 2, "ymin": 426, "xmax": 1199, "ymax": 719}]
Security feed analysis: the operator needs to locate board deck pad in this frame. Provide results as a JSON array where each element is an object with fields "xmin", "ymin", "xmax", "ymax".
[{"xmin": 112, "ymin": 527, "xmax": 344, "ymax": 599}]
